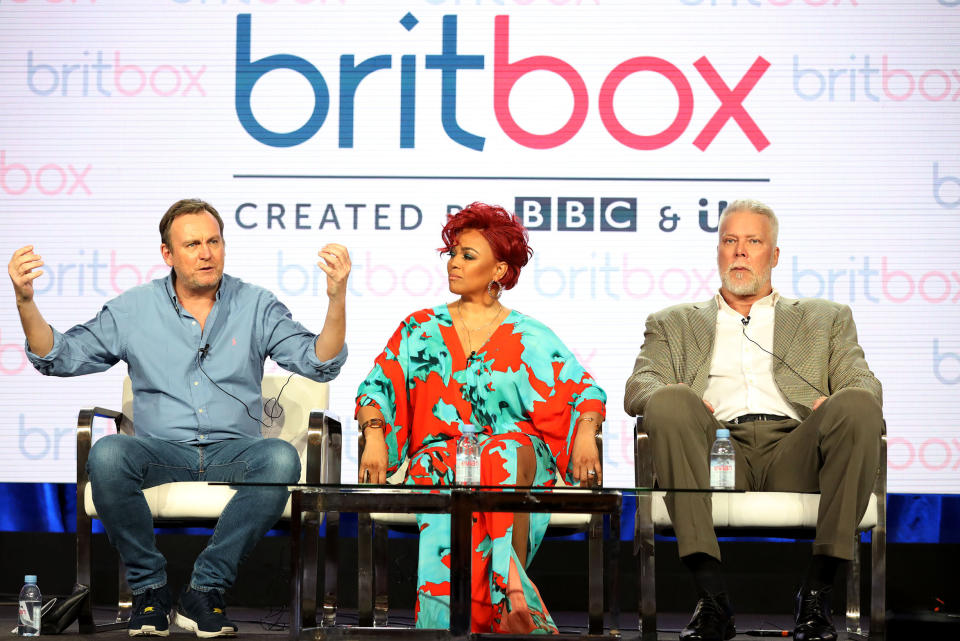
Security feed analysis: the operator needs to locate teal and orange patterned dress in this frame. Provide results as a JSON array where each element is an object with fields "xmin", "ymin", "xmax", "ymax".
[{"xmin": 356, "ymin": 304, "xmax": 606, "ymax": 633}]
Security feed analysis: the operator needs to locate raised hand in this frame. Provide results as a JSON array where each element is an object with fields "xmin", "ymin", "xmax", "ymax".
[
  {"xmin": 8, "ymin": 246, "xmax": 44, "ymax": 305},
  {"xmin": 316, "ymin": 243, "xmax": 351, "ymax": 299}
]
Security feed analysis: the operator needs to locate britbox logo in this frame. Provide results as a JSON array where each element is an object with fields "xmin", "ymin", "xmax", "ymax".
[
  {"xmin": 794, "ymin": 55, "xmax": 960, "ymax": 102},
  {"xmin": 235, "ymin": 13, "xmax": 771, "ymax": 151},
  {"xmin": 27, "ymin": 51, "xmax": 206, "ymax": 97},
  {"xmin": 1, "ymin": 151, "xmax": 91, "ymax": 196}
]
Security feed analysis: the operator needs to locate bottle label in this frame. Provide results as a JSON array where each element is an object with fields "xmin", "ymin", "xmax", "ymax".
[
  {"xmin": 456, "ymin": 459, "xmax": 480, "ymax": 486},
  {"xmin": 18, "ymin": 600, "xmax": 40, "ymax": 636},
  {"xmin": 710, "ymin": 463, "xmax": 735, "ymax": 490}
]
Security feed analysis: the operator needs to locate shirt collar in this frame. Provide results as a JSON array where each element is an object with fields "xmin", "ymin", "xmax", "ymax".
[
  {"xmin": 164, "ymin": 270, "xmax": 225, "ymax": 309},
  {"xmin": 715, "ymin": 288, "xmax": 780, "ymax": 316}
]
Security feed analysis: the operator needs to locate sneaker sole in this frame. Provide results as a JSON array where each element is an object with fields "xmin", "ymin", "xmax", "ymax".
[
  {"xmin": 129, "ymin": 625, "xmax": 170, "ymax": 637},
  {"xmin": 174, "ymin": 612, "xmax": 238, "ymax": 638}
]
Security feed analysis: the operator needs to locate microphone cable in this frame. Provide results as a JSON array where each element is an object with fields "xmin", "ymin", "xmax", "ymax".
[
  {"xmin": 196, "ymin": 344, "xmax": 293, "ymax": 429},
  {"xmin": 740, "ymin": 316, "xmax": 828, "ymax": 398}
]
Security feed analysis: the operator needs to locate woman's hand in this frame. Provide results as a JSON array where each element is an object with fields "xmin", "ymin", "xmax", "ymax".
[
  {"xmin": 358, "ymin": 428, "xmax": 389, "ymax": 484},
  {"xmin": 570, "ymin": 415, "xmax": 602, "ymax": 486}
]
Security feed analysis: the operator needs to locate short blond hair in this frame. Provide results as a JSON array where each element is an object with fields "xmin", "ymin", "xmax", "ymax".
[{"xmin": 719, "ymin": 199, "xmax": 778, "ymax": 245}]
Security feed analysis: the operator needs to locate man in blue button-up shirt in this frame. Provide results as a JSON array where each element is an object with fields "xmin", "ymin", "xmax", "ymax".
[{"xmin": 8, "ymin": 198, "xmax": 350, "ymax": 637}]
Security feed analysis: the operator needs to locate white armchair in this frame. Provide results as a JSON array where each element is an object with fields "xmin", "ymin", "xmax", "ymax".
[
  {"xmin": 75, "ymin": 374, "xmax": 341, "ymax": 633},
  {"xmin": 633, "ymin": 416, "xmax": 886, "ymax": 641}
]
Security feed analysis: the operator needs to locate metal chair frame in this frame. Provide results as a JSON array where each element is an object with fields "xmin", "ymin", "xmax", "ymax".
[{"xmin": 633, "ymin": 415, "xmax": 886, "ymax": 641}]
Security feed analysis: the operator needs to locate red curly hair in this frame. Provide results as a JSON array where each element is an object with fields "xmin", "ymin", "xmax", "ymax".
[{"xmin": 440, "ymin": 202, "xmax": 532, "ymax": 290}]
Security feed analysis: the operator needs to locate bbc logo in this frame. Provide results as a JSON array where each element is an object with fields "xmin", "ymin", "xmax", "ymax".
[{"xmin": 516, "ymin": 197, "xmax": 637, "ymax": 232}]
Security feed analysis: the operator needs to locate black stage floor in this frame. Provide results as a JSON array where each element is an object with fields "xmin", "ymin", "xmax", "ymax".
[{"xmin": 0, "ymin": 606, "xmax": 817, "ymax": 641}]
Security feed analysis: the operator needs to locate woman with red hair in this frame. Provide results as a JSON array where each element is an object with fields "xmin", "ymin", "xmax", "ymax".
[{"xmin": 356, "ymin": 203, "xmax": 606, "ymax": 633}]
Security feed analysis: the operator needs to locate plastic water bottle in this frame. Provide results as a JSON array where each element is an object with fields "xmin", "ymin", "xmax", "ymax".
[
  {"xmin": 456, "ymin": 423, "xmax": 481, "ymax": 486},
  {"xmin": 18, "ymin": 575, "xmax": 41, "ymax": 637},
  {"xmin": 709, "ymin": 428, "xmax": 735, "ymax": 490}
]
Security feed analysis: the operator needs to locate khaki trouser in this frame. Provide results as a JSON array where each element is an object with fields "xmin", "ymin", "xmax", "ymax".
[{"xmin": 643, "ymin": 385, "xmax": 882, "ymax": 561}]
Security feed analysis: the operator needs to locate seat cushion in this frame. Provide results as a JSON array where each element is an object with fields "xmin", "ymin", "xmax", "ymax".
[
  {"xmin": 84, "ymin": 481, "xmax": 297, "ymax": 520},
  {"xmin": 649, "ymin": 491, "xmax": 878, "ymax": 530}
]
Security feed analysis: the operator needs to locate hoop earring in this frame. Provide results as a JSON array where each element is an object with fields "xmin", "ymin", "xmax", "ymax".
[{"xmin": 487, "ymin": 280, "xmax": 504, "ymax": 300}]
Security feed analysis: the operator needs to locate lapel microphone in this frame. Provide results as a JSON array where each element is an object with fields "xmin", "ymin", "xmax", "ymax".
[{"xmin": 740, "ymin": 315, "xmax": 827, "ymax": 398}]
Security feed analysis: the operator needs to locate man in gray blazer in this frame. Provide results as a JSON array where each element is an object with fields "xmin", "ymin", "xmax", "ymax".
[{"xmin": 624, "ymin": 199, "xmax": 883, "ymax": 641}]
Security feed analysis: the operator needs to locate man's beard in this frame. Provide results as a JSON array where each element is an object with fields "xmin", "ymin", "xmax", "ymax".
[{"xmin": 721, "ymin": 265, "xmax": 770, "ymax": 296}]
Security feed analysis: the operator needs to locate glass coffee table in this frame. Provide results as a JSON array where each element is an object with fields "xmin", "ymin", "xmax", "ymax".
[{"xmin": 286, "ymin": 483, "xmax": 624, "ymax": 641}]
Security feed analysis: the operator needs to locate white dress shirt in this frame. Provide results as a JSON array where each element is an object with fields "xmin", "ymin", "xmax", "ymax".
[{"xmin": 702, "ymin": 289, "xmax": 801, "ymax": 422}]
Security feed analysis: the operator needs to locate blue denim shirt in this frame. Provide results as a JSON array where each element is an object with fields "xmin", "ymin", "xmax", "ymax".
[{"xmin": 26, "ymin": 273, "xmax": 346, "ymax": 443}]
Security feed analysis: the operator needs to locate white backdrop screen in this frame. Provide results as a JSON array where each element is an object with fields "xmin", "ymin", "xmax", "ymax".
[{"xmin": 2, "ymin": 0, "xmax": 959, "ymax": 492}]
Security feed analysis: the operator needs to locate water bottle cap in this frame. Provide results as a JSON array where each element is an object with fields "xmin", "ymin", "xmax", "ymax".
[
  {"xmin": 716, "ymin": 428, "xmax": 731, "ymax": 438},
  {"xmin": 461, "ymin": 423, "xmax": 476, "ymax": 434},
  {"xmin": 24, "ymin": 575, "xmax": 37, "ymax": 584}
]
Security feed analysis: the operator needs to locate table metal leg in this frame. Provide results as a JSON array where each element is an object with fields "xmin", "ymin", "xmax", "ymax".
[
  {"xmin": 322, "ymin": 511, "xmax": 339, "ymax": 627},
  {"xmin": 637, "ymin": 493, "xmax": 657, "ymax": 641},
  {"xmin": 374, "ymin": 523, "xmax": 390, "ymax": 627},
  {"xmin": 290, "ymin": 491, "xmax": 302, "ymax": 641},
  {"xmin": 609, "ymin": 509, "xmax": 621, "ymax": 635},
  {"xmin": 450, "ymin": 491, "xmax": 472, "ymax": 640},
  {"xmin": 358, "ymin": 512, "xmax": 374, "ymax": 627},
  {"xmin": 588, "ymin": 513, "xmax": 604, "ymax": 635}
]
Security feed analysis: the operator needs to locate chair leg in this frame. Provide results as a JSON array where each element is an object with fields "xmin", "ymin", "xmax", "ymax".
[
  {"xmin": 373, "ymin": 522, "xmax": 389, "ymax": 627},
  {"xmin": 357, "ymin": 513, "xmax": 374, "ymax": 627},
  {"xmin": 77, "ymin": 504, "xmax": 94, "ymax": 633},
  {"xmin": 870, "ymin": 437, "xmax": 887, "ymax": 641},
  {"xmin": 588, "ymin": 513, "xmax": 603, "ymax": 635},
  {"xmin": 116, "ymin": 560, "xmax": 132, "ymax": 624},
  {"xmin": 846, "ymin": 534, "xmax": 863, "ymax": 638},
  {"xmin": 637, "ymin": 494, "xmax": 657, "ymax": 641},
  {"xmin": 870, "ymin": 502, "xmax": 886, "ymax": 640}
]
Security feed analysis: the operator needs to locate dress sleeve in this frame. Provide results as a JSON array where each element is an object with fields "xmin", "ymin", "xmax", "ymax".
[
  {"xmin": 356, "ymin": 317, "xmax": 413, "ymax": 473},
  {"xmin": 523, "ymin": 324, "xmax": 607, "ymax": 483}
]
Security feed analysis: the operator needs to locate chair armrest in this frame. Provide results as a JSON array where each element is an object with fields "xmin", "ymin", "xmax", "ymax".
[
  {"xmin": 876, "ymin": 420, "xmax": 887, "ymax": 492},
  {"xmin": 307, "ymin": 409, "xmax": 341, "ymax": 484},
  {"xmin": 76, "ymin": 407, "xmax": 129, "ymax": 485},
  {"xmin": 634, "ymin": 415, "xmax": 655, "ymax": 488}
]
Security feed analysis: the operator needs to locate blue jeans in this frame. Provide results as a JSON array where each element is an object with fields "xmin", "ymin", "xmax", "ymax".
[{"xmin": 87, "ymin": 434, "xmax": 300, "ymax": 594}]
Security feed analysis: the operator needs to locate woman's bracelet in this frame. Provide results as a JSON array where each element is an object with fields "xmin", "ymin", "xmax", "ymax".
[
  {"xmin": 361, "ymin": 418, "xmax": 385, "ymax": 432},
  {"xmin": 577, "ymin": 416, "xmax": 600, "ymax": 432}
]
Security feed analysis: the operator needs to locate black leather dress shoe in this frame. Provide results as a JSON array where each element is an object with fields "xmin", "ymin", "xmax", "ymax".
[
  {"xmin": 680, "ymin": 593, "xmax": 736, "ymax": 641},
  {"xmin": 794, "ymin": 586, "xmax": 837, "ymax": 641}
]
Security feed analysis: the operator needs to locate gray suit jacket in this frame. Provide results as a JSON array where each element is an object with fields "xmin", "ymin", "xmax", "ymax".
[{"xmin": 623, "ymin": 297, "xmax": 882, "ymax": 420}]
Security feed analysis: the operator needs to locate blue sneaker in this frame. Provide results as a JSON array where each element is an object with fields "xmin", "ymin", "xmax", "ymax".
[
  {"xmin": 128, "ymin": 586, "xmax": 171, "ymax": 637},
  {"xmin": 174, "ymin": 586, "xmax": 238, "ymax": 638}
]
